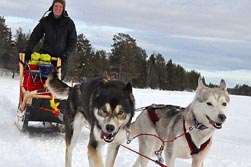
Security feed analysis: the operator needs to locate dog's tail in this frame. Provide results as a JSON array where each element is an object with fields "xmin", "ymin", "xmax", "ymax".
[{"xmin": 45, "ymin": 72, "xmax": 70, "ymax": 100}]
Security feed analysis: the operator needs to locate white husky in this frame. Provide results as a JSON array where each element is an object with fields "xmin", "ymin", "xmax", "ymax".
[{"xmin": 130, "ymin": 78, "xmax": 230, "ymax": 167}]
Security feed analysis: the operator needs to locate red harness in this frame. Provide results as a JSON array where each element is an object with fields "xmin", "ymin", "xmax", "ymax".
[
  {"xmin": 183, "ymin": 118, "xmax": 211, "ymax": 155},
  {"xmin": 147, "ymin": 106, "xmax": 159, "ymax": 125},
  {"xmin": 147, "ymin": 106, "xmax": 211, "ymax": 155}
]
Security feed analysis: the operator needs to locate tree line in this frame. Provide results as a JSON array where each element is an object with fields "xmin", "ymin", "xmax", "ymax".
[{"xmin": 0, "ymin": 16, "xmax": 250, "ymax": 95}]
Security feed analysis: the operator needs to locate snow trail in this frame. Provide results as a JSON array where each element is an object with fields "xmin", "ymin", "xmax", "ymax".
[{"xmin": 0, "ymin": 76, "xmax": 251, "ymax": 167}]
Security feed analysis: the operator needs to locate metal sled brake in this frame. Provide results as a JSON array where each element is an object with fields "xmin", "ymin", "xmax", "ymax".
[{"xmin": 16, "ymin": 53, "xmax": 63, "ymax": 131}]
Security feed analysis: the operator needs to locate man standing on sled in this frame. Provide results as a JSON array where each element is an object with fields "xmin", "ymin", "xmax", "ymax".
[{"xmin": 25, "ymin": 0, "xmax": 77, "ymax": 80}]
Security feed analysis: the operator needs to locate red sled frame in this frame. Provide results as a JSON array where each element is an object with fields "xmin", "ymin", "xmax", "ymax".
[{"xmin": 17, "ymin": 53, "xmax": 63, "ymax": 131}]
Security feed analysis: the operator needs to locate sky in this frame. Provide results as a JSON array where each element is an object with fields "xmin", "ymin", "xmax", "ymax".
[{"xmin": 1, "ymin": 0, "xmax": 251, "ymax": 88}]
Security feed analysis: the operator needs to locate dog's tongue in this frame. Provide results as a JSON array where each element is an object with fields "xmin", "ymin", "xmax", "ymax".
[
  {"xmin": 100, "ymin": 131, "xmax": 105, "ymax": 139},
  {"xmin": 101, "ymin": 131, "xmax": 113, "ymax": 140},
  {"xmin": 206, "ymin": 115, "xmax": 222, "ymax": 129}
]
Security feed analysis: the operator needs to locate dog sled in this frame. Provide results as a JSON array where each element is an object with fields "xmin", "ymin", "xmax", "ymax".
[{"xmin": 15, "ymin": 53, "xmax": 64, "ymax": 131}]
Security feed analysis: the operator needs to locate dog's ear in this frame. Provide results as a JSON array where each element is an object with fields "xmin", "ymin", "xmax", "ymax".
[
  {"xmin": 219, "ymin": 79, "xmax": 227, "ymax": 90},
  {"xmin": 124, "ymin": 82, "xmax": 135, "ymax": 107},
  {"xmin": 197, "ymin": 77, "xmax": 206, "ymax": 90},
  {"xmin": 102, "ymin": 71, "xmax": 111, "ymax": 80},
  {"xmin": 123, "ymin": 82, "xmax": 132, "ymax": 93}
]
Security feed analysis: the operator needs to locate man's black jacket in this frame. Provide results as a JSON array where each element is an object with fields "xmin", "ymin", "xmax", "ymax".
[{"xmin": 26, "ymin": 11, "xmax": 77, "ymax": 61}]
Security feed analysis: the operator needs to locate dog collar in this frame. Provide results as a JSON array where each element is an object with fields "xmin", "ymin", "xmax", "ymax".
[
  {"xmin": 183, "ymin": 118, "xmax": 211, "ymax": 155},
  {"xmin": 192, "ymin": 112, "xmax": 208, "ymax": 130}
]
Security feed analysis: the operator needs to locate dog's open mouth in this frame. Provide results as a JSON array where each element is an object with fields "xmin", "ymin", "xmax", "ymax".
[
  {"xmin": 101, "ymin": 131, "xmax": 117, "ymax": 143},
  {"xmin": 206, "ymin": 115, "xmax": 222, "ymax": 129}
]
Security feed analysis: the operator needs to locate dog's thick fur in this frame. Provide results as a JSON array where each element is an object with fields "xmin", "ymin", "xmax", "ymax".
[
  {"xmin": 46, "ymin": 72, "xmax": 135, "ymax": 167},
  {"xmin": 131, "ymin": 78, "xmax": 230, "ymax": 167}
]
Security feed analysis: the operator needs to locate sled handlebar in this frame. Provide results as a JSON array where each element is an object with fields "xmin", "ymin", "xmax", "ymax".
[
  {"xmin": 51, "ymin": 57, "xmax": 59, "ymax": 61},
  {"xmin": 19, "ymin": 53, "xmax": 62, "ymax": 79}
]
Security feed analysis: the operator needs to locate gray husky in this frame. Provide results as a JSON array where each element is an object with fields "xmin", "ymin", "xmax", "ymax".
[
  {"xmin": 130, "ymin": 78, "xmax": 229, "ymax": 167},
  {"xmin": 46, "ymin": 72, "xmax": 135, "ymax": 167}
]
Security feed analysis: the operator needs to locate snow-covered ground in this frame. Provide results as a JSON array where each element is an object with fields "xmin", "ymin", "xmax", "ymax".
[{"xmin": 0, "ymin": 75, "xmax": 251, "ymax": 167}]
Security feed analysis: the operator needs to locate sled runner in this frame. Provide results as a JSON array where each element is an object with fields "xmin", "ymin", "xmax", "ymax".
[{"xmin": 16, "ymin": 53, "xmax": 63, "ymax": 131}]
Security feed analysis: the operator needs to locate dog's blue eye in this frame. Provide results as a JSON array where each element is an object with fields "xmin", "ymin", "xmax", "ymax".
[{"xmin": 207, "ymin": 102, "xmax": 213, "ymax": 106}]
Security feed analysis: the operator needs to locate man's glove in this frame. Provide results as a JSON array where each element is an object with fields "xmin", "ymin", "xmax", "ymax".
[
  {"xmin": 40, "ymin": 54, "xmax": 51, "ymax": 62},
  {"xmin": 39, "ymin": 54, "xmax": 51, "ymax": 65},
  {"xmin": 31, "ymin": 52, "xmax": 41, "ymax": 60}
]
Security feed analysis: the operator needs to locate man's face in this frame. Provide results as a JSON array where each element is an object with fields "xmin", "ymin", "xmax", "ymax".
[{"xmin": 53, "ymin": 2, "xmax": 64, "ymax": 17}]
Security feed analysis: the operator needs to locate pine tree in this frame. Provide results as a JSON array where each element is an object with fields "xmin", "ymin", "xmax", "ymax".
[
  {"xmin": 155, "ymin": 53, "xmax": 166, "ymax": 89},
  {"xmin": 67, "ymin": 33, "xmax": 93, "ymax": 81},
  {"xmin": 111, "ymin": 33, "xmax": 146, "ymax": 83},
  {"xmin": 146, "ymin": 54, "xmax": 156, "ymax": 88},
  {"xmin": 14, "ymin": 28, "xmax": 29, "ymax": 53},
  {"xmin": 0, "ymin": 16, "xmax": 17, "ymax": 73}
]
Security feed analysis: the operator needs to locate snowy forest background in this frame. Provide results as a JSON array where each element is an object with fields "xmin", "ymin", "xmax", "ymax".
[{"xmin": 0, "ymin": 16, "xmax": 250, "ymax": 95}]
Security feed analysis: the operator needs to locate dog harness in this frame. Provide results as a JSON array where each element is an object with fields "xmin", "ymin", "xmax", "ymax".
[
  {"xmin": 183, "ymin": 118, "xmax": 211, "ymax": 155},
  {"xmin": 146, "ymin": 104, "xmax": 184, "ymax": 125},
  {"xmin": 146, "ymin": 104, "xmax": 211, "ymax": 155},
  {"xmin": 147, "ymin": 106, "xmax": 159, "ymax": 125}
]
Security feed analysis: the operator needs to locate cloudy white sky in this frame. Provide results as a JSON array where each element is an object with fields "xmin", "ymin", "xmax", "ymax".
[{"xmin": 1, "ymin": 0, "xmax": 251, "ymax": 88}]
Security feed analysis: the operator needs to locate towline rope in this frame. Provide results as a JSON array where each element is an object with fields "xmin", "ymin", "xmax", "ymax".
[{"xmin": 120, "ymin": 126, "xmax": 193, "ymax": 167}]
